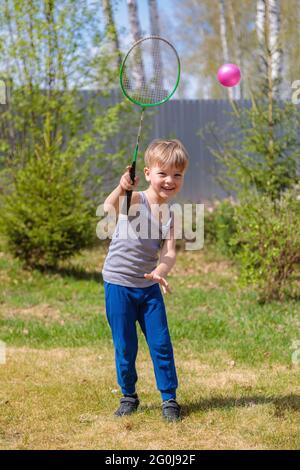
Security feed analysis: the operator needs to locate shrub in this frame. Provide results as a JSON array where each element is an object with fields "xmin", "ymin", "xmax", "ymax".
[
  {"xmin": 204, "ymin": 198, "xmax": 239, "ymax": 257},
  {"xmin": 231, "ymin": 188, "xmax": 300, "ymax": 302},
  {"xmin": 1, "ymin": 133, "xmax": 94, "ymax": 269}
]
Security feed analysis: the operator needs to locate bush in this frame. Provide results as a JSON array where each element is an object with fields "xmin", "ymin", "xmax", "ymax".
[
  {"xmin": 1, "ymin": 133, "xmax": 94, "ymax": 269},
  {"xmin": 231, "ymin": 188, "xmax": 300, "ymax": 302},
  {"xmin": 204, "ymin": 198, "xmax": 239, "ymax": 257}
]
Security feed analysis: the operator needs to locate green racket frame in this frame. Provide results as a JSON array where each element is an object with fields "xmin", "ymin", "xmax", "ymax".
[{"xmin": 119, "ymin": 35, "xmax": 181, "ymax": 214}]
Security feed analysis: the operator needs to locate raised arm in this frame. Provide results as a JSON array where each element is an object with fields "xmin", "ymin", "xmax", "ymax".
[{"xmin": 103, "ymin": 165, "xmax": 140, "ymax": 215}]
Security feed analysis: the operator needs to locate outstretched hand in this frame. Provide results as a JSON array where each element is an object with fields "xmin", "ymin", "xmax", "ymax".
[{"xmin": 144, "ymin": 271, "xmax": 172, "ymax": 294}]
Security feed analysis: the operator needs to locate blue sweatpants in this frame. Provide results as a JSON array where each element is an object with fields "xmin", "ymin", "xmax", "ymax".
[{"xmin": 104, "ymin": 281, "xmax": 178, "ymax": 402}]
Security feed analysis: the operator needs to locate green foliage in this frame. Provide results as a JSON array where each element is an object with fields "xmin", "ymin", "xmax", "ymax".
[
  {"xmin": 0, "ymin": 0, "xmax": 141, "ymax": 266},
  {"xmin": 201, "ymin": 65, "xmax": 300, "ymax": 304},
  {"xmin": 203, "ymin": 100, "xmax": 300, "ymax": 202},
  {"xmin": 204, "ymin": 199, "xmax": 239, "ymax": 257},
  {"xmin": 1, "ymin": 126, "xmax": 94, "ymax": 268},
  {"xmin": 231, "ymin": 187, "xmax": 300, "ymax": 302},
  {"xmin": 0, "ymin": 0, "xmax": 134, "ymax": 205}
]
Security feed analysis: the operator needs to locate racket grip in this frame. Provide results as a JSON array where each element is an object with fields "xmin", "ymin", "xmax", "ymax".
[{"xmin": 126, "ymin": 161, "xmax": 136, "ymax": 214}]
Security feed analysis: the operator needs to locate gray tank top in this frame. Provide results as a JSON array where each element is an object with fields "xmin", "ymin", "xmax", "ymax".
[{"xmin": 102, "ymin": 191, "xmax": 174, "ymax": 287}]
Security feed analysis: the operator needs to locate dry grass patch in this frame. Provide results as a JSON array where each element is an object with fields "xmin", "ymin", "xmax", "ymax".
[
  {"xmin": 173, "ymin": 250, "xmax": 236, "ymax": 276},
  {"xmin": 0, "ymin": 346, "xmax": 299, "ymax": 450},
  {"xmin": 0, "ymin": 304, "xmax": 63, "ymax": 323}
]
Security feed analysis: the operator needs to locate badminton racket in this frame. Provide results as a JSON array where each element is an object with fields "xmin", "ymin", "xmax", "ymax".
[{"xmin": 119, "ymin": 35, "xmax": 180, "ymax": 214}]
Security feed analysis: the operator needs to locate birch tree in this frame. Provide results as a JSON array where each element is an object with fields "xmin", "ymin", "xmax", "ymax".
[
  {"xmin": 280, "ymin": 0, "xmax": 300, "ymax": 96},
  {"xmin": 256, "ymin": 0, "xmax": 282, "ymax": 99},
  {"xmin": 148, "ymin": 0, "xmax": 160, "ymax": 36},
  {"xmin": 218, "ymin": 0, "xmax": 233, "ymax": 99},
  {"xmin": 127, "ymin": 0, "xmax": 142, "ymax": 43},
  {"xmin": 102, "ymin": 0, "xmax": 122, "ymax": 70},
  {"xmin": 172, "ymin": 0, "xmax": 256, "ymax": 98},
  {"xmin": 228, "ymin": 0, "xmax": 242, "ymax": 99},
  {"xmin": 126, "ymin": 0, "xmax": 145, "ymax": 88},
  {"xmin": 148, "ymin": 0, "xmax": 163, "ymax": 90},
  {"xmin": 204, "ymin": 0, "xmax": 297, "ymax": 204}
]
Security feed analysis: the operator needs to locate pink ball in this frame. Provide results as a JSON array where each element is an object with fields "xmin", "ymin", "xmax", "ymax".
[{"xmin": 217, "ymin": 63, "xmax": 241, "ymax": 87}]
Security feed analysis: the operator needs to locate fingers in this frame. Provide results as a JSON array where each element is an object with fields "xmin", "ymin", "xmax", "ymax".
[
  {"xmin": 161, "ymin": 283, "xmax": 171, "ymax": 294},
  {"xmin": 120, "ymin": 167, "xmax": 139, "ymax": 191},
  {"xmin": 144, "ymin": 272, "xmax": 172, "ymax": 294},
  {"xmin": 158, "ymin": 276, "xmax": 172, "ymax": 294},
  {"xmin": 162, "ymin": 280, "xmax": 172, "ymax": 294}
]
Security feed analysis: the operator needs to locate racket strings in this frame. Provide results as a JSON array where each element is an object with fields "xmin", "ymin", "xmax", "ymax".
[{"xmin": 121, "ymin": 37, "xmax": 179, "ymax": 105}]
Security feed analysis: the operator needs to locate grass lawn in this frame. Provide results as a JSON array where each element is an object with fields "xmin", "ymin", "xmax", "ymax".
[{"xmin": 0, "ymin": 236, "xmax": 299, "ymax": 449}]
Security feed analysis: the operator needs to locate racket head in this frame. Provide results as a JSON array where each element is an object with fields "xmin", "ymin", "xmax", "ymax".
[{"xmin": 120, "ymin": 35, "xmax": 180, "ymax": 107}]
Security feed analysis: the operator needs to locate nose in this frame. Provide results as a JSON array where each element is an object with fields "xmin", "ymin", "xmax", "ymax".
[{"xmin": 165, "ymin": 175, "xmax": 174, "ymax": 185}]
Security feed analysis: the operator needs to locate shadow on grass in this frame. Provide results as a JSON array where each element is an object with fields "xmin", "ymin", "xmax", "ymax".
[
  {"xmin": 140, "ymin": 394, "xmax": 300, "ymax": 417},
  {"xmin": 35, "ymin": 265, "xmax": 104, "ymax": 284},
  {"xmin": 180, "ymin": 394, "xmax": 300, "ymax": 418}
]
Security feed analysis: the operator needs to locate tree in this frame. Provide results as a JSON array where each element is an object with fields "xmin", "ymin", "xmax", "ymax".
[
  {"xmin": 148, "ymin": 0, "xmax": 160, "ymax": 36},
  {"xmin": 202, "ymin": 0, "xmax": 295, "ymax": 202},
  {"xmin": 280, "ymin": 0, "xmax": 300, "ymax": 97},
  {"xmin": 126, "ymin": 0, "xmax": 145, "ymax": 88},
  {"xmin": 0, "ymin": 1, "xmax": 132, "ymax": 199},
  {"xmin": 102, "ymin": 0, "xmax": 122, "ymax": 70},
  {"xmin": 1, "ymin": 117, "xmax": 94, "ymax": 268},
  {"xmin": 170, "ymin": 0, "xmax": 296, "ymax": 100},
  {"xmin": 218, "ymin": 0, "xmax": 233, "ymax": 100},
  {"xmin": 148, "ymin": 0, "xmax": 163, "ymax": 90},
  {"xmin": 127, "ymin": 0, "xmax": 142, "ymax": 43},
  {"xmin": 0, "ymin": 0, "xmax": 136, "ymax": 266},
  {"xmin": 200, "ymin": 0, "xmax": 300, "ymax": 302},
  {"xmin": 228, "ymin": 0, "xmax": 242, "ymax": 99},
  {"xmin": 204, "ymin": 100, "xmax": 300, "ymax": 202},
  {"xmin": 256, "ymin": 0, "xmax": 282, "ymax": 100},
  {"xmin": 171, "ymin": 0, "xmax": 256, "ymax": 99}
]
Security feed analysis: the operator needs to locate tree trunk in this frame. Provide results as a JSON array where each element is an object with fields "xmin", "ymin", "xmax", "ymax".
[
  {"xmin": 127, "ymin": 0, "xmax": 142, "ymax": 43},
  {"xmin": 148, "ymin": 0, "xmax": 163, "ymax": 90},
  {"xmin": 148, "ymin": 0, "xmax": 160, "ymax": 36},
  {"xmin": 256, "ymin": 0, "xmax": 265, "ymax": 47},
  {"xmin": 218, "ymin": 0, "xmax": 233, "ymax": 100},
  {"xmin": 256, "ymin": 0, "xmax": 282, "ymax": 99},
  {"xmin": 268, "ymin": 0, "xmax": 282, "ymax": 98},
  {"xmin": 256, "ymin": 0, "xmax": 283, "ymax": 200},
  {"xmin": 127, "ymin": 0, "xmax": 145, "ymax": 88},
  {"xmin": 228, "ymin": 0, "xmax": 242, "ymax": 99},
  {"xmin": 102, "ymin": 0, "xmax": 122, "ymax": 70}
]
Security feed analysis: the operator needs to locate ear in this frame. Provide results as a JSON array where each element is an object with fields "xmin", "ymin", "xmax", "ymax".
[{"xmin": 144, "ymin": 167, "xmax": 151, "ymax": 182}]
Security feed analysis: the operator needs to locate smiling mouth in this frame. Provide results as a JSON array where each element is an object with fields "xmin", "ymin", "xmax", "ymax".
[{"xmin": 161, "ymin": 187, "xmax": 175, "ymax": 191}]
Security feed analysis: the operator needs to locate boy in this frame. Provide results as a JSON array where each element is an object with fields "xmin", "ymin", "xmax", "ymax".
[{"xmin": 102, "ymin": 139, "xmax": 189, "ymax": 421}]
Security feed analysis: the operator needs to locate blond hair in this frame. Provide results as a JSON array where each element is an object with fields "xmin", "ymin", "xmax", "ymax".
[{"xmin": 144, "ymin": 139, "xmax": 189, "ymax": 172}]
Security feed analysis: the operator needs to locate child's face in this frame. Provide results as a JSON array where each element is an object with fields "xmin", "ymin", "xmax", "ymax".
[{"xmin": 144, "ymin": 164, "xmax": 185, "ymax": 199}]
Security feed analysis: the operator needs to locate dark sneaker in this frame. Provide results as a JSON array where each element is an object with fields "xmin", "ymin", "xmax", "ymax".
[
  {"xmin": 162, "ymin": 399, "xmax": 181, "ymax": 422},
  {"xmin": 114, "ymin": 394, "xmax": 140, "ymax": 417}
]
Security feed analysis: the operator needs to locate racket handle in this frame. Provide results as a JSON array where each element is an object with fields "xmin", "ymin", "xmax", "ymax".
[{"xmin": 126, "ymin": 161, "xmax": 136, "ymax": 214}]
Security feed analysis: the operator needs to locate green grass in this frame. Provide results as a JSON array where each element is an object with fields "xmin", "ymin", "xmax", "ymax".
[
  {"xmin": 0, "ymin": 236, "xmax": 299, "ymax": 365},
  {"xmin": 0, "ymin": 235, "xmax": 299, "ymax": 449},
  {"xmin": 0, "ymin": 346, "xmax": 299, "ymax": 449}
]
